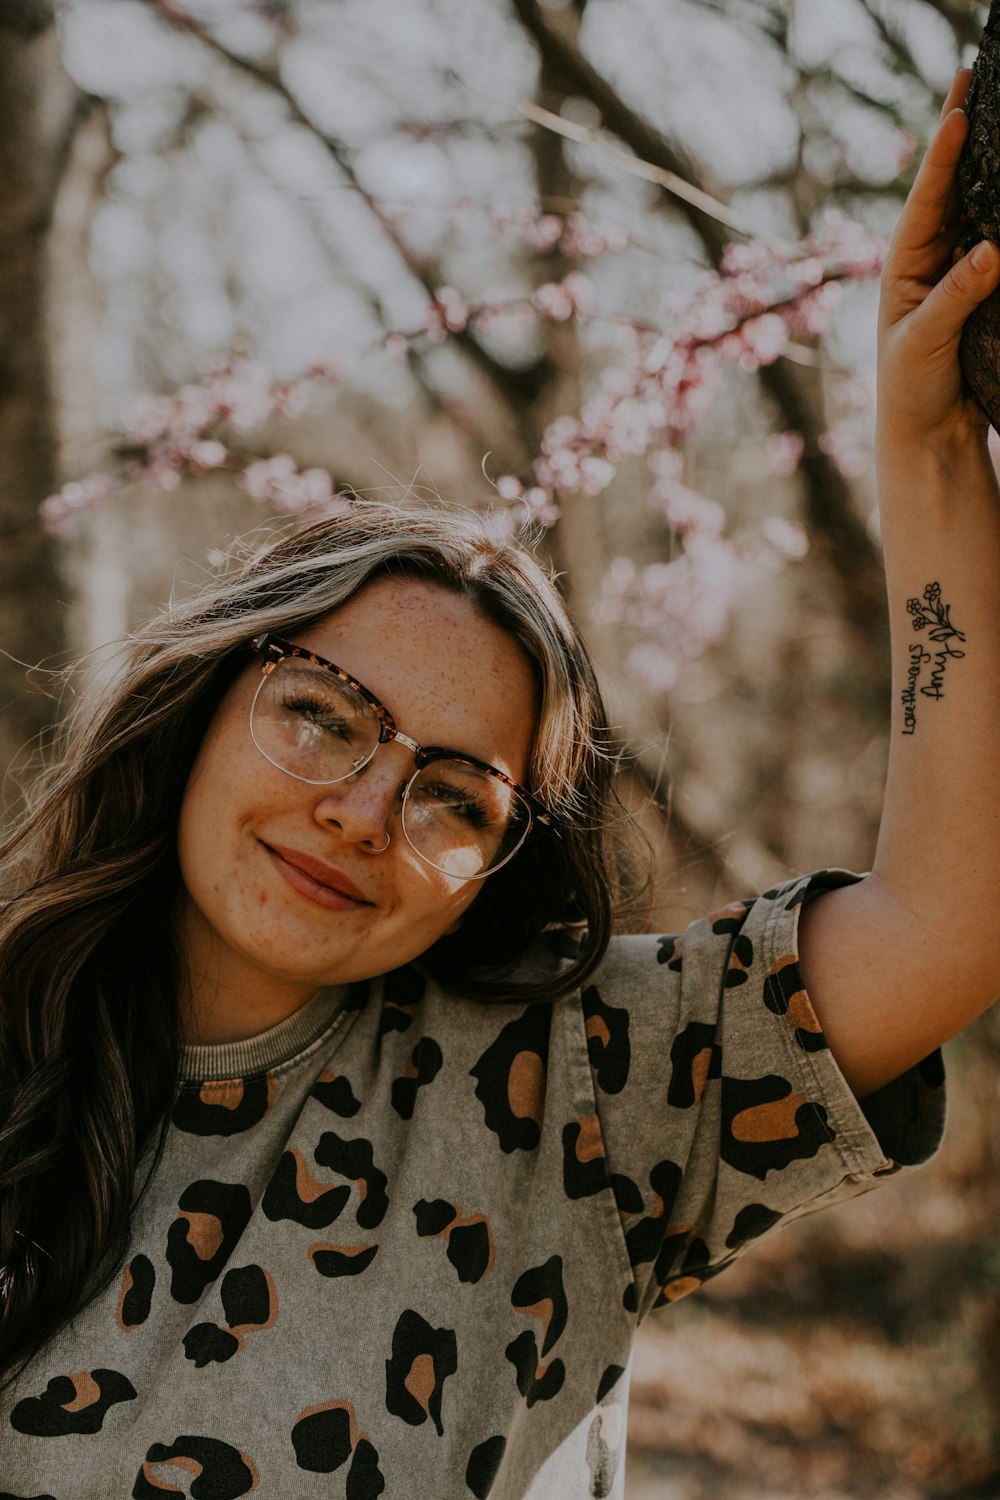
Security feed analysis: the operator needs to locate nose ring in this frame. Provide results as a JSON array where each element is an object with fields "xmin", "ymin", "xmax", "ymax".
[{"xmin": 370, "ymin": 832, "xmax": 391, "ymax": 854}]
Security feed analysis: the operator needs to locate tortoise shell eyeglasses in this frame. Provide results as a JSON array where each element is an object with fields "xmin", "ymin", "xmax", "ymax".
[{"xmin": 247, "ymin": 633, "xmax": 555, "ymax": 879}]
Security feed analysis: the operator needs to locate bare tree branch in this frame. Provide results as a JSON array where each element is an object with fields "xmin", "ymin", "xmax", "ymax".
[
  {"xmin": 510, "ymin": 0, "xmax": 888, "ymax": 644},
  {"xmin": 510, "ymin": 0, "xmax": 733, "ymax": 257},
  {"xmin": 520, "ymin": 8, "xmax": 774, "ymax": 894},
  {"xmin": 516, "ymin": 97, "xmax": 777, "ymax": 244},
  {"xmin": 238, "ymin": 128, "xmax": 502, "ymax": 462},
  {"xmin": 148, "ymin": 0, "xmax": 553, "ymax": 433}
]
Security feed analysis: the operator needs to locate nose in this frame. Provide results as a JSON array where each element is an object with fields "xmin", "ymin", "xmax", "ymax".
[{"xmin": 312, "ymin": 753, "xmax": 408, "ymax": 851}]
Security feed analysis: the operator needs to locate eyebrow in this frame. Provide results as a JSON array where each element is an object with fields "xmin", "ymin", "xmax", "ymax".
[
  {"xmin": 251, "ymin": 633, "xmax": 551, "ymax": 820},
  {"xmin": 276, "ymin": 649, "xmax": 495, "ymax": 765}
]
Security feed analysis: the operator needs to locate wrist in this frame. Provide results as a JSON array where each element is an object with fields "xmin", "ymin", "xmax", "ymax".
[{"xmin": 876, "ymin": 437, "xmax": 1000, "ymax": 501}]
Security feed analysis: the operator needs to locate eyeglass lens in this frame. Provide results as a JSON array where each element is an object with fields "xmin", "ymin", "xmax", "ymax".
[{"xmin": 250, "ymin": 661, "xmax": 531, "ymax": 877}]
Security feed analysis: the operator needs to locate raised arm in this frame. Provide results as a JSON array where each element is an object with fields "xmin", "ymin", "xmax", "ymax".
[{"xmin": 798, "ymin": 68, "xmax": 1000, "ymax": 1099}]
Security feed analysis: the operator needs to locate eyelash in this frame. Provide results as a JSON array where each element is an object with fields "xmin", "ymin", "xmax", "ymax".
[
  {"xmin": 418, "ymin": 778, "xmax": 491, "ymax": 830},
  {"xmin": 277, "ymin": 678, "xmax": 500, "ymax": 829},
  {"xmin": 282, "ymin": 692, "xmax": 352, "ymax": 733}
]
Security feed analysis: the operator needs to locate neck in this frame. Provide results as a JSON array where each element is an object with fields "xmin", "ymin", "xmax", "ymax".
[{"xmin": 174, "ymin": 896, "xmax": 316, "ymax": 1046}]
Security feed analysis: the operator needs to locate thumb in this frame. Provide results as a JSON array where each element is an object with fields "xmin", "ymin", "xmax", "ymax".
[{"xmin": 921, "ymin": 239, "xmax": 1000, "ymax": 343}]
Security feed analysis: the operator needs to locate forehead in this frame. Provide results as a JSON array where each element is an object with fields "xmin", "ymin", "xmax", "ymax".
[{"xmin": 293, "ymin": 577, "xmax": 538, "ymax": 779}]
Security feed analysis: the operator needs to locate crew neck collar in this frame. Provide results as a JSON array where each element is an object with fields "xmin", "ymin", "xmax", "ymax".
[{"xmin": 178, "ymin": 984, "xmax": 350, "ymax": 1083}]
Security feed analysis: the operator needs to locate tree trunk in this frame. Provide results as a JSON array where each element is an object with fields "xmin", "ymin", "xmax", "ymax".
[
  {"xmin": 0, "ymin": 4, "xmax": 78, "ymax": 806},
  {"xmin": 958, "ymin": 1, "xmax": 1000, "ymax": 425}
]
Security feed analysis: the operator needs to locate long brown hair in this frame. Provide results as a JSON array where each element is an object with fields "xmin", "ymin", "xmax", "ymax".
[{"xmin": 0, "ymin": 501, "xmax": 632, "ymax": 1381}]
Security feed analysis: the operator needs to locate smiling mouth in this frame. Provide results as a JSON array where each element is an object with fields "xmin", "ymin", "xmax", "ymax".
[{"xmin": 261, "ymin": 842, "xmax": 375, "ymax": 910}]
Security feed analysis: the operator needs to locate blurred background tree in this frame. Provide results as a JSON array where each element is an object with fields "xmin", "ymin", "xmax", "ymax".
[{"xmin": 4, "ymin": 0, "xmax": 998, "ymax": 1493}]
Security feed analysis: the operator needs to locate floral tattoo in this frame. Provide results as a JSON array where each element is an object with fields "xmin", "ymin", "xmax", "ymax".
[{"xmin": 900, "ymin": 583, "xmax": 966, "ymax": 737}]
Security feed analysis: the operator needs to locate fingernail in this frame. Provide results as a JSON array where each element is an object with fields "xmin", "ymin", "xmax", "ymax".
[{"xmin": 972, "ymin": 240, "xmax": 996, "ymax": 271}]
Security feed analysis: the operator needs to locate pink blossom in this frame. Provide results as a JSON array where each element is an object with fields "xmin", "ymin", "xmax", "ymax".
[
  {"xmin": 421, "ymin": 304, "xmax": 447, "ymax": 343},
  {"xmin": 524, "ymin": 213, "xmax": 563, "ymax": 251},
  {"xmin": 270, "ymin": 381, "xmax": 310, "ymax": 422},
  {"xmin": 626, "ymin": 643, "xmax": 683, "ymax": 693},
  {"xmin": 296, "ymin": 467, "xmax": 335, "ymax": 503},
  {"xmin": 542, "ymin": 414, "xmax": 582, "ymax": 450},
  {"xmin": 532, "ymin": 281, "xmax": 576, "ymax": 321},
  {"xmin": 718, "ymin": 332, "xmax": 747, "ymax": 366},
  {"xmin": 148, "ymin": 452, "xmax": 184, "ymax": 491},
  {"xmin": 472, "ymin": 298, "xmax": 535, "ymax": 346},
  {"xmin": 766, "ymin": 431, "xmax": 805, "ymax": 477},
  {"xmin": 643, "ymin": 336, "xmax": 675, "ymax": 376},
  {"xmin": 39, "ymin": 474, "xmax": 117, "ymax": 534},
  {"xmin": 649, "ymin": 447, "xmax": 685, "ymax": 483},
  {"xmin": 792, "ymin": 256, "xmax": 826, "ymax": 289},
  {"xmin": 479, "ymin": 507, "xmax": 522, "ymax": 543},
  {"xmin": 651, "ymin": 479, "xmax": 725, "ymax": 540},
  {"xmin": 495, "ymin": 475, "xmax": 524, "ymax": 501},
  {"xmin": 214, "ymin": 360, "xmax": 275, "ymax": 431},
  {"xmin": 596, "ymin": 396, "xmax": 657, "ymax": 459},
  {"xmin": 722, "ymin": 273, "xmax": 770, "ymax": 320},
  {"xmin": 596, "ymin": 498, "xmax": 810, "ymax": 694},
  {"xmin": 810, "ymin": 208, "xmax": 886, "ymax": 276},
  {"xmin": 173, "ymin": 383, "xmax": 219, "ymax": 435},
  {"xmin": 239, "ymin": 454, "xmax": 297, "ymax": 503},
  {"xmin": 384, "ymin": 333, "xmax": 409, "ymax": 362},
  {"xmin": 559, "ymin": 218, "xmax": 607, "ymax": 259},
  {"xmin": 740, "ymin": 314, "xmax": 789, "ymax": 367},
  {"xmin": 189, "ymin": 439, "xmax": 228, "ymax": 470},
  {"xmin": 238, "ymin": 455, "xmax": 337, "ymax": 514},
  {"xmin": 433, "ymin": 286, "xmax": 469, "ymax": 334},
  {"xmin": 784, "ymin": 282, "xmax": 842, "ymax": 339},
  {"xmin": 562, "ymin": 271, "xmax": 595, "ymax": 315},
  {"xmin": 521, "ymin": 487, "xmax": 560, "ymax": 526},
  {"xmin": 306, "ymin": 358, "xmax": 344, "ymax": 382},
  {"xmin": 837, "ymin": 373, "xmax": 876, "ymax": 412},
  {"xmin": 123, "ymin": 394, "xmax": 174, "ymax": 446},
  {"xmin": 762, "ymin": 515, "xmax": 809, "ymax": 560},
  {"xmin": 819, "ymin": 420, "xmax": 870, "ymax": 479},
  {"xmin": 895, "ymin": 130, "xmax": 918, "ymax": 173},
  {"xmin": 721, "ymin": 241, "xmax": 767, "ymax": 276},
  {"xmin": 578, "ymin": 456, "xmax": 616, "ymax": 496}
]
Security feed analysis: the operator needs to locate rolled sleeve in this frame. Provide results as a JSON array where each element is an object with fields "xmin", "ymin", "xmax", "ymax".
[{"xmin": 578, "ymin": 868, "xmax": 947, "ymax": 1324}]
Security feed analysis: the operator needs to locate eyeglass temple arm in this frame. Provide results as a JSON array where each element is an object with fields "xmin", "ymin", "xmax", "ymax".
[{"xmin": 250, "ymin": 632, "xmax": 284, "ymax": 662}]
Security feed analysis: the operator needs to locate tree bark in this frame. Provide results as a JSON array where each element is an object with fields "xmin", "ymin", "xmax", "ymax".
[
  {"xmin": 958, "ymin": 2, "xmax": 1000, "ymax": 426},
  {"xmin": 0, "ymin": 5, "xmax": 78, "ymax": 803}
]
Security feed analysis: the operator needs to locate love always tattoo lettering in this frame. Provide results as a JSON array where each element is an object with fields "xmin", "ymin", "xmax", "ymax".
[{"xmin": 901, "ymin": 582, "xmax": 966, "ymax": 736}]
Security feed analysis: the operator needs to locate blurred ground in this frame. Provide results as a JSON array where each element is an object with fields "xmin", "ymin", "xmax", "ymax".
[{"xmin": 624, "ymin": 1022, "xmax": 1000, "ymax": 1500}]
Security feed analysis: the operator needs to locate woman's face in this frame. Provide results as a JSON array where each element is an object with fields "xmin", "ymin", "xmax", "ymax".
[{"xmin": 175, "ymin": 577, "xmax": 539, "ymax": 1042}]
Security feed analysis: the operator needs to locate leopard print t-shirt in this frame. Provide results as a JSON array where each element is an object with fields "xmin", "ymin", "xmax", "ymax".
[{"xmin": 1, "ymin": 870, "xmax": 946, "ymax": 1499}]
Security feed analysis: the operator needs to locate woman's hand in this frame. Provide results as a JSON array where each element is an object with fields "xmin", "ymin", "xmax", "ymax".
[{"xmin": 877, "ymin": 68, "xmax": 1000, "ymax": 460}]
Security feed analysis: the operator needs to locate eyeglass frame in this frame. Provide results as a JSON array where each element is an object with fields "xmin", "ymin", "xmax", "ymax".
[{"xmin": 247, "ymin": 632, "xmax": 555, "ymax": 876}]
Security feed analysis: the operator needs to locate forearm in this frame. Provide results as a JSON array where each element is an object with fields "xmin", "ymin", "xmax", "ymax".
[
  {"xmin": 801, "ymin": 441, "xmax": 1000, "ymax": 1096},
  {"xmin": 872, "ymin": 438, "xmax": 1000, "ymax": 970},
  {"xmin": 798, "ymin": 72, "xmax": 1000, "ymax": 1097}
]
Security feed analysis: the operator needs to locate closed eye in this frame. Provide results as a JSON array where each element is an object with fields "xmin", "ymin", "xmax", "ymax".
[
  {"xmin": 418, "ymin": 777, "xmax": 492, "ymax": 830},
  {"xmin": 282, "ymin": 693, "xmax": 354, "ymax": 738}
]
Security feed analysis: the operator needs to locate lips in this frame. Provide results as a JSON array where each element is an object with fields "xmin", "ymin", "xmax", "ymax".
[{"xmin": 262, "ymin": 842, "xmax": 374, "ymax": 906}]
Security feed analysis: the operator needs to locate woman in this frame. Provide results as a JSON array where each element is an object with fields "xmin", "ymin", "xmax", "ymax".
[{"xmin": 1, "ymin": 70, "xmax": 998, "ymax": 1500}]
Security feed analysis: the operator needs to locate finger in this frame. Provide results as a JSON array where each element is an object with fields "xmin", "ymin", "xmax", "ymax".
[
  {"xmin": 939, "ymin": 67, "xmax": 972, "ymax": 123},
  {"xmin": 906, "ymin": 238, "xmax": 1000, "ymax": 348},
  {"xmin": 892, "ymin": 107, "xmax": 969, "ymax": 257}
]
